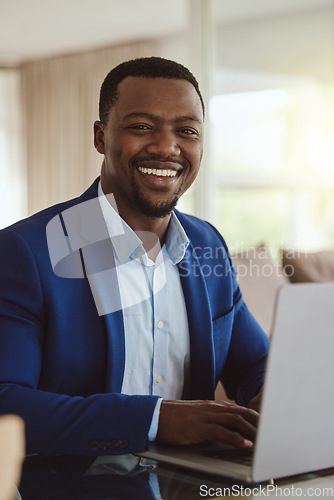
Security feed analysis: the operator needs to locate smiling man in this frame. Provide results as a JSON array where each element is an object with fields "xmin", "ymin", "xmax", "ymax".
[{"xmin": 0, "ymin": 57, "xmax": 269, "ymax": 458}]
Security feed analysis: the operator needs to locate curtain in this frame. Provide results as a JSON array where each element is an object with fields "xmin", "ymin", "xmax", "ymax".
[
  {"xmin": 0, "ymin": 69, "xmax": 26, "ymax": 228},
  {"xmin": 21, "ymin": 41, "xmax": 154, "ymax": 215}
]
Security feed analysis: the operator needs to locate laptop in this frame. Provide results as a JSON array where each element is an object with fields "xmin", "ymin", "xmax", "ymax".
[{"xmin": 137, "ymin": 282, "xmax": 334, "ymax": 483}]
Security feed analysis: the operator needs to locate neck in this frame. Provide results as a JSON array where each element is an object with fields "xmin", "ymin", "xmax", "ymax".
[
  {"xmin": 101, "ymin": 189, "xmax": 170, "ymax": 256},
  {"xmin": 120, "ymin": 207, "xmax": 171, "ymax": 251},
  {"xmin": 119, "ymin": 209, "xmax": 171, "ymax": 262},
  {"xmin": 101, "ymin": 174, "xmax": 172, "ymax": 251}
]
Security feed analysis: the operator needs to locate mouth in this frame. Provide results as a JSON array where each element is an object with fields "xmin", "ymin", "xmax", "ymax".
[
  {"xmin": 138, "ymin": 166, "xmax": 177, "ymax": 178},
  {"xmin": 134, "ymin": 159, "xmax": 184, "ymax": 184},
  {"xmin": 130, "ymin": 159, "xmax": 187, "ymax": 217}
]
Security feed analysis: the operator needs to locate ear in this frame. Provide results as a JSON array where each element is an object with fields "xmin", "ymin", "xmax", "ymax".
[{"xmin": 94, "ymin": 121, "xmax": 105, "ymax": 154}]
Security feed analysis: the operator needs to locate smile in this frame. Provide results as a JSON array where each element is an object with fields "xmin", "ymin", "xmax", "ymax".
[{"xmin": 138, "ymin": 167, "xmax": 177, "ymax": 178}]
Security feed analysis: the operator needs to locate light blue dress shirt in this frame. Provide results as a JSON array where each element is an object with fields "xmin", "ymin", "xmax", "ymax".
[{"xmin": 98, "ymin": 183, "xmax": 190, "ymax": 440}]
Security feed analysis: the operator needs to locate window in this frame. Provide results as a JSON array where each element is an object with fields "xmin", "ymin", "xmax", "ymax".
[
  {"xmin": 208, "ymin": 0, "xmax": 334, "ymax": 253},
  {"xmin": 0, "ymin": 70, "xmax": 26, "ymax": 228}
]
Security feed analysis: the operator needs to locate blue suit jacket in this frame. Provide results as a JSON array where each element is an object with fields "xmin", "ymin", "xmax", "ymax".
[{"xmin": 0, "ymin": 178, "xmax": 269, "ymax": 456}]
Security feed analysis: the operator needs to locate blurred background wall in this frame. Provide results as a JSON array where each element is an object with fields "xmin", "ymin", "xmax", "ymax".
[{"xmin": 0, "ymin": 0, "xmax": 333, "ymax": 254}]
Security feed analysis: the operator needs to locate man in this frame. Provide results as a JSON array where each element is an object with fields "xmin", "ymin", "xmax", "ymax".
[{"xmin": 0, "ymin": 57, "xmax": 269, "ymax": 458}]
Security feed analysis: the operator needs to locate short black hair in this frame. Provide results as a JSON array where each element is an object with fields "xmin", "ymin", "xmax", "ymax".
[{"xmin": 99, "ymin": 56, "xmax": 205, "ymax": 124}]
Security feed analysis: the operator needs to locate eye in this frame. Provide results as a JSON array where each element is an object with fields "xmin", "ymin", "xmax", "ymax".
[
  {"xmin": 128, "ymin": 124, "xmax": 152, "ymax": 131},
  {"xmin": 178, "ymin": 127, "xmax": 199, "ymax": 137}
]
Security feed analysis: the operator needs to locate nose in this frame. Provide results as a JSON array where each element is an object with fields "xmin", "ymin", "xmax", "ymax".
[{"xmin": 145, "ymin": 131, "xmax": 181, "ymax": 158}]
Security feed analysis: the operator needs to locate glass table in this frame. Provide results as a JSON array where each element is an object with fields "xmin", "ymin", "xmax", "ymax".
[{"xmin": 18, "ymin": 454, "xmax": 334, "ymax": 499}]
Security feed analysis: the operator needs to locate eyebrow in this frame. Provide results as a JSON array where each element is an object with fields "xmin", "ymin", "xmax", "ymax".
[{"xmin": 122, "ymin": 112, "xmax": 202, "ymax": 125}]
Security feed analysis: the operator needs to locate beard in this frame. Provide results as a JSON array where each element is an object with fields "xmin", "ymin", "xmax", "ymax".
[
  {"xmin": 129, "ymin": 174, "xmax": 182, "ymax": 218},
  {"xmin": 129, "ymin": 158, "xmax": 187, "ymax": 218}
]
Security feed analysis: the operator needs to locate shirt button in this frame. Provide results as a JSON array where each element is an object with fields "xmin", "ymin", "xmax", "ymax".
[
  {"xmin": 157, "ymin": 320, "xmax": 164, "ymax": 329},
  {"xmin": 137, "ymin": 250, "xmax": 144, "ymax": 259},
  {"xmin": 156, "ymin": 375, "xmax": 162, "ymax": 383}
]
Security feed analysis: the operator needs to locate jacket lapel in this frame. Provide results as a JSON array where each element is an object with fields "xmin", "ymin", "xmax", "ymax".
[
  {"xmin": 75, "ymin": 178, "xmax": 126, "ymax": 393},
  {"xmin": 178, "ymin": 241, "xmax": 215, "ymax": 399}
]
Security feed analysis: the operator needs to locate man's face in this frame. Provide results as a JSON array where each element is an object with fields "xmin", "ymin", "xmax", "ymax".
[{"xmin": 95, "ymin": 76, "xmax": 204, "ymax": 220}]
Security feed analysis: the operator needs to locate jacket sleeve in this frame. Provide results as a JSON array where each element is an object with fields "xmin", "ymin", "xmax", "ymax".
[
  {"xmin": 207, "ymin": 223, "xmax": 270, "ymax": 406},
  {"xmin": 222, "ymin": 256, "xmax": 269, "ymax": 406},
  {"xmin": 222, "ymin": 295, "xmax": 270, "ymax": 406},
  {"xmin": 0, "ymin": 228, "xmax": 159, "ymax": 456}
]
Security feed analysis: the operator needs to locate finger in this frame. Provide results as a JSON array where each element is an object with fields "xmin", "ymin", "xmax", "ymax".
[
  {"xmin": 211, "ymin": 405, "xmax": 259, "ymax": 427},
  {"xmin": 203, "ymin": 423, "xmax": 254, "ymax": 449},
  {"xmin": 208, "ymin": 413, "xmax": 257, "ymax": 442},
  {"xmin": 213, "ymin": 400, "xmax": 236, "ymax": 407}
]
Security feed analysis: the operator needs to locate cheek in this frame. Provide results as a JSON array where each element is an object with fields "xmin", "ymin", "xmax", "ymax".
[
  {"xmin": 189, "ymin": 145, "xmax": 203, "ymax": 171},
  {"xmin": 115, "ymin": 137, "xmax": 147, "ymax": 164},
  {"xmin": 106, "ymin": 141, "xmax": 129, "ymax": 168},
  {"xmin": 187, "ymin": 139, "xmax": 203, "ymax": 159}
]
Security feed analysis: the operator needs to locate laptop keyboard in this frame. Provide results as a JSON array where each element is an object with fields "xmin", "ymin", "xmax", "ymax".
[{"xmin": 203, "ymin": 447, "xmax": 254, "ymax": 466}]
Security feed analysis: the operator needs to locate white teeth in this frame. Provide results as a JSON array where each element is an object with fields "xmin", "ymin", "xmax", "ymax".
[{"xmin": 138, "ymin": 167, "xmax": 177, "ymax": 177}]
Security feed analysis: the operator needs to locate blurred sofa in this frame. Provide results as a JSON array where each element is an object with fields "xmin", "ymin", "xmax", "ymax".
[{"xmin": 215, "ymin": 245, "xmax": 334, "ymax": 401}]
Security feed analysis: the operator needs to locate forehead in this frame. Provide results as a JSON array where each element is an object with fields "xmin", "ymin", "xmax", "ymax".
[{"xmin": 111, "ymin": 76, "xmax": 203, "ymax": 122}]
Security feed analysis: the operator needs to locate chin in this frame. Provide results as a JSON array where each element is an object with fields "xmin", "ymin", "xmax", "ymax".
[{"xmin": 134, "ymin": 195, "xmax": 179, "ymax": 219}]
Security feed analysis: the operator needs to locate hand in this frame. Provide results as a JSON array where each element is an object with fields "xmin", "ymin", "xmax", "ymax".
[{"xmin": 157, "ymin": 400, "xmax": 259, "ymax": 450}]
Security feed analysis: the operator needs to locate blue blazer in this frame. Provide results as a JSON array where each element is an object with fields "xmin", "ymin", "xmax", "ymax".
[{"xmin": 0, "ymin": 178, "xmax": 269, "ymax": 456}]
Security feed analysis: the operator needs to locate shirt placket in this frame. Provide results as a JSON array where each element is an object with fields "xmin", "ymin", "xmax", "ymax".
[{"xmin": 151, "ymin": 259, "xmax": 169, "ymax": 397}]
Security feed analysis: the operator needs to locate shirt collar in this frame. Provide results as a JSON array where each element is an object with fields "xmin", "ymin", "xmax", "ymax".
[
  {"xmin": 98, "ymin": 182, "xmax": 142, "ymax": 264},
  {"xmin": 97, "ymin": 181, "xmax": 189, "ymax": 265},
  {"xmin": 165, "ymin": 212, "xmax": 189, "ymax": 265}
]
